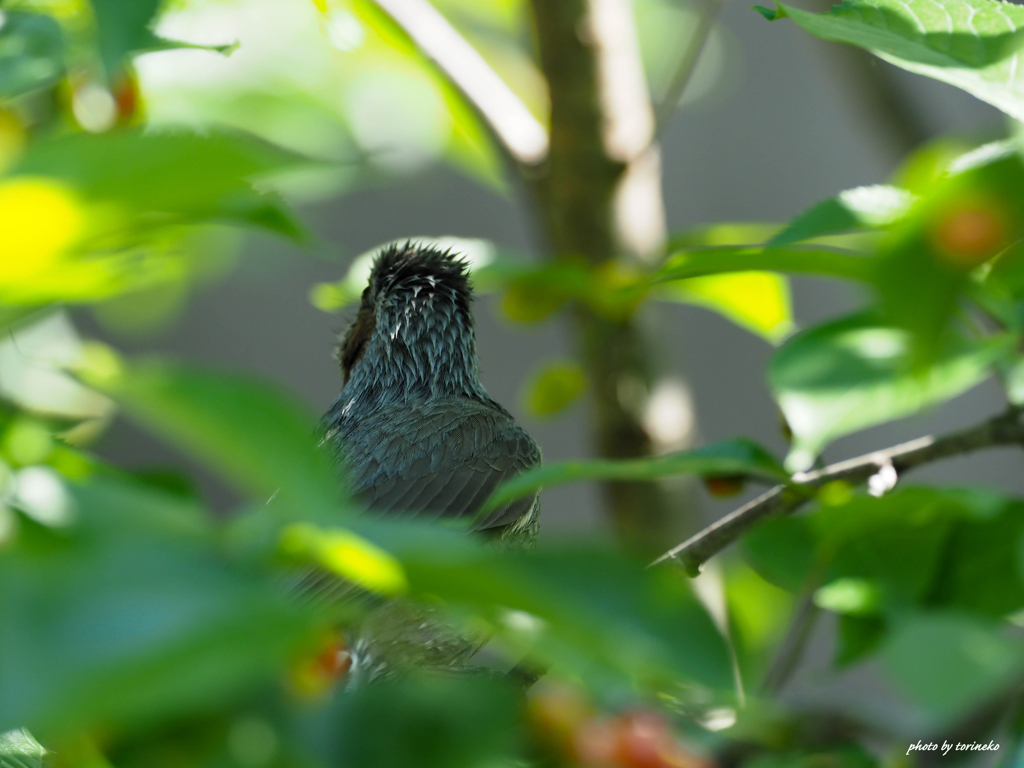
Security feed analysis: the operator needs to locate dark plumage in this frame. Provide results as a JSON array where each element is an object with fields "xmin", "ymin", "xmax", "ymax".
[{"xmin": 319, "ymin": 242, "xmax": 541, "ymax": 543}]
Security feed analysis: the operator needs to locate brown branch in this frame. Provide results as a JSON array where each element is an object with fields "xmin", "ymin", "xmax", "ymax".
[
  {"xmin": 370, "ymin": 0, "xmax": 549, "ymax": 165},
  {"xmin": 529, "ymin": 0, "xmax": 690, "ymax": 556},
  {"xmin": 651, "ymin": 408, "xmax": 1024, "ymax": 574}
]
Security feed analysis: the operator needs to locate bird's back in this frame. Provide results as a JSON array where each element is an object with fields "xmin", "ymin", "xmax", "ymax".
[{"xmin": 321, "ymin": 396, "xmax": 541, "ymax": 544}]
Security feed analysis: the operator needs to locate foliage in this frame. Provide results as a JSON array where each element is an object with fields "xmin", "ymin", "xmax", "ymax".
[{"xmin": 3, "ymin": 0, "xmax": 1024, "ymax": 766}]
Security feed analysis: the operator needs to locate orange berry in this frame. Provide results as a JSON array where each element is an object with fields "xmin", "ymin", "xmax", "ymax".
[
  {"xmin": 571, "ymin": 718, "xmax": 620, "ymax": 768},
  {"xmin": 932, "ymin": 202, "xmax": 1006, "ymax": 267}
]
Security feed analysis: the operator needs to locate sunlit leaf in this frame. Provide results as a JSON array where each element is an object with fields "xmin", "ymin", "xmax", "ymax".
[
  {"xmin": 480, "ymin": 439, "xmax": 787, "ymax": 517},
  {"xmin": 0, "ymin": 728, "xmax": 45, "ymax": 768},
  {"xmin": 655, "ymin": 271, "xmax": 794, "ymax": 342},
  {"xmin": 769, "ymin": 312, "xmax": 1013, "ymax": 470},
  {"xmin": 11, "ymin": 129, "xmax": 307, "ymax": 236},
  {"xmin": 523, "ymin": 360, "xmax": 587, "ymax": 417},
  {"xmin": 281, "ymin": 523, "xmax": 408, "ymax": 595},
  {"xmin": 769, "ymin": 185, "xmax": 918, "ymax": 247},
  {"xmin": 760, "ymin": 0, "xmax": 1024, "ymax": 121}
]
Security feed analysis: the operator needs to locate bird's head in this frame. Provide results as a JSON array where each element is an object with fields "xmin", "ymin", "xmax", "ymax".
[{"xmin": 337, "ymin": 243, "xmax": 482, "ymax": 402}]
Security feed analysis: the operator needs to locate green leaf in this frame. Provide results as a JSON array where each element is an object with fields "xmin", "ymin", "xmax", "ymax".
[
  {"xmin": 768, "ymin": 0, "xmax": 1024, "ymax": 121},
  {"xmin": 11, "ymin": 129, "xmax": 307, "ymax": 236},
  {"xmin": 0, "ymin": 729, "xmax": 45, "ymax": 768},
  {"xmin": 326, "ymin": 675, "xmax": 522, "ymax": 768},
  {"xmin": 0, "ymin": 12, "xmax": 64, "ymax": 97},
  {"xmin": 83, "ymin": 355, "xmax": 345, "ymax": 522},
  {"xmin": 769, "ymin": 312, "xmax": 1012, "ymax": 469},
  {"xmin": 668, "ymin": 222, "xmax": 781, "ymax": 249},
  {"xmin": 882, "ymin": 611, "xmax": 1024, "ymax": 724},
  {"xmin": 835, "ymin": 614, "xmax": 887, "ymax": 665},
  {"xmin": 387, "ymin": 533, "xmax": 736, "ymax": 692},
  {"xmin": 655, "ymin": 271, "xmax": 794, "ymax": 343},
  {"xmin": 769, "ymin": 185, "xmax": 918, "ymax": 247},
  {"xmin": 90, "ymin": 0, "xmax": 162, "ymax": 79},
  {"xmin": 523, "ymin": 360, "xmax": 587, "ymax": 418},
  {"xmin": 0, "ymin": 477, "xmax": 321, "ymax": 735},
  {"xmin": 742, "ymin": 516, "xmax": 816, "ymax": 592},
  {"xmin": 654, "ymin": 246, "xmax": 876, "ymax": 285},
  {"xmin": 479, "ymin": 439, "xmax": 787, "ymax": 519},
  {"xmin": 872, "ymin": 148, "xmax": 1024, "ymax": 363}
]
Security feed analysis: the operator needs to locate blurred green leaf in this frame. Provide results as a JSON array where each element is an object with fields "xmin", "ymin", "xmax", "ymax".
[
  {"xmin": 0, "ymin": 728, "xmax": 45, "ymax": 768},
  {"xmin": 744, "ymin": 747, "xmax": 878, "ymax": 768},
  {"xmin": 325, "ymin": 674, "xmax": 523, "ymax": 768},
  {"xmin": 873, "ymin": 147, "xmax": 1024, "ymax": 363},
  {"xmin": 724, "ymin": 560, "xmax": 795, "ymax": 678},
  {"xmin": 523, "ymin": 360, "xmax": 587, "ymax": 418},
  {"xmin": 881, "ymin": 611, "xmax": 1024, "ymax": 724},
  {"xmin": 769, "ymin": 185, "xmax": 917, "ymax": 247},
  {"xmin": 0, "ymin": 11, "xmax": 63, "ymax": 97},
  {"xmin": 656, "ymin": 271, "xmax": 794, "ymax": 343},
  {"xmin": 836, "ymin": 614, "xmax": 886, "ymax": 665},
  {"xmin": 668, "ymin": 222, "xmax": 781, "ymax": 249},
  {"xmin": 654, "ymin": 246, "xmax": 875, "ymax": 285},
  {"xmin": 11, "ymin": 129, "xmax": 307, "ymax": 237},
  {"xmin": 90, "ymin": 0, "xmax": 161, "ymax": 78},
  {"xmin": 742, "ymin": 516, "xmax": 816, "ymax": 592},
  {"xmin": 0, "ymin": 476, "xmax": 321, "ymax": 736},
  {"xmin": 813, "ymin": 578, "xmax": 882, "ymax": 616},
  {"xmin": 399, "ymin": 537, "xmax": 734, "ymax": 691},
  {"xmin": 89, "ymin": 0, "xmax": 236, "ymax": 80},
  {"xmin": 769, "ymin": 312, "xmax": 1013, "ymax": 469},
  {"xmin": 85, "ymin": 356, "xmax": 345, "ymax": 522},
  {"xmin": 762, "ymin": 0, "xmax": 1024, "ymax": 121},
  {"xmin": 480, "ymin": 439, "xmax": 787, "ymax": 518}
]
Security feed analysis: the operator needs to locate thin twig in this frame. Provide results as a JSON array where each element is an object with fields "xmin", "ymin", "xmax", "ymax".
[
  {"xmin": 371, "ymin": 0, "xmax": 548, "ymax": 165},
  {"xmin": 652, "ymin": 0, "xmax": 726, "ymax": 144},
  {"xmin": 758, "ymin": 583, "xmax": 821, "ymax": 697},
  {"xmin": 651, "ymin": 408, "xmax": 1024, "ymax": 574}
]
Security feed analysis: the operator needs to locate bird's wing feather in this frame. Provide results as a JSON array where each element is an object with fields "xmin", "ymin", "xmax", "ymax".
[{"xmin": 341, "ymin": 399, "xmax": 540, "ymax": 531}]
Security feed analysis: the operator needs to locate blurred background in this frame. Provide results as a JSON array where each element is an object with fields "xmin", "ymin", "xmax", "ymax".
[{"xmin": 75, "ymin": 0, "xmax": 1016, "ymax": 545}]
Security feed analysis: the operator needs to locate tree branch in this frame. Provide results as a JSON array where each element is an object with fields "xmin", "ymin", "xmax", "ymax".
[
  {"xmin": 651, "ymin": 407, "xmax": 1024, "ymax": 574},
  {"xmin": 371, "ymin": 0, "xmax": 549, "ymax": 165},
  {"xmin": 529, "ymin": 0, "xmax": 691, "ymax": 557}
]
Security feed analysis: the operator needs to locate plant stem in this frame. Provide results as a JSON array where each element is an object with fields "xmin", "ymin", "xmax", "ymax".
[{"xmin": 652, "ymin": 407, "xmax": 1024, "ymax": 573}]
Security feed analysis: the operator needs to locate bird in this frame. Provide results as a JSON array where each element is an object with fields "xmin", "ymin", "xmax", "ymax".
[{"xmin": 313, "ymin": 242, "xmax": 542, "ymax": 680}]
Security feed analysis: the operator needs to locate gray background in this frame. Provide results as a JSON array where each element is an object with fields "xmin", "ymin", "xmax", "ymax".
[{"xmin": 82, "ymin": 2, "xmax": 1017, "ymax": 547}]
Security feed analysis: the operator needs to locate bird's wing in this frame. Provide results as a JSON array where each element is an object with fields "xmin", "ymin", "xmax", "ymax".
[{"xmin": 342, "ymin": 399, "xmax": 540, "ymax": 532}]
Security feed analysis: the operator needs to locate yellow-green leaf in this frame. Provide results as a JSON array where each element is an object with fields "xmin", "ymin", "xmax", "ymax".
[
  {"xmin": 523, "ymin": 361, "xmax": 587, "ymax": 418},
  {"xmin": 657, "ymin": 271, "xmax": 794, "ymax": 342}
]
